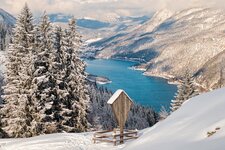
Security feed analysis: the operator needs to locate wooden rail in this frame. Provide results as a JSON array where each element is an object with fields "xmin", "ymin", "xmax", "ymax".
[{"xmin": 93, "ymin": 128, "xmax": 138, "ymax": 146}]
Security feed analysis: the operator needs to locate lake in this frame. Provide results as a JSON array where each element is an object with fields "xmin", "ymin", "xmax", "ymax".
[{"xmin": 85, "ymin": 59, "xmax": 177, "ymax": 111}]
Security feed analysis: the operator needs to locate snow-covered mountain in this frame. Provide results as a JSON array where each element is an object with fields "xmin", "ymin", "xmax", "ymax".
[
  {"xmin": 0, "ymin": 8, "xmax": 15, "ymax": 51},
  {"xmin": 0, "ymin": 8, "xmax": 15, "ymax": 26},
  {"xmin": 49, "ymin": 13, "xmax": 150, "ymax": 41},
  {"xmin": 1, "ymin": 86, "xmax": 225, "ymax": 150},
  {"xmin": 90, "ymin": 8, "xmax": 225, "ymax": 89},
  {"xmin": 49, "ymin": 13, "xmax": 110, "ymax": 29}
]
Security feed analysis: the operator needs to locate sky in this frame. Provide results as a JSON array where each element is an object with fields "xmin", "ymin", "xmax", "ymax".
[{"xmin": 0, "ymin": 0, "xmax": 225, "ymax": 21}]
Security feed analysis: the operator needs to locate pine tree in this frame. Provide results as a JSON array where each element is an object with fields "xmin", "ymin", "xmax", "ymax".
[
  {"xmin": 159, "ymin": 106, "xmax": 169, "ymax": 120},
  {"xmin": 31, "ymin": 12, "xmax": 56, "ymax": 134},
  {"xmin": 0, "ymin": 4, "xmax": 38, "ymax": 137},
  {"xmin": 34, "ymin": 18, "xmax": 89, "ymax": 133},
  {"xmin": 170, "ymin": 71, "xmax": 198, "ymax": 112},
  {"xmin": 58, "ymin": 18, "xmax": 89, "ymax": 132}
]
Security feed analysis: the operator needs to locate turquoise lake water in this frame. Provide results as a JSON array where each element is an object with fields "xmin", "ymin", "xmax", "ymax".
[{"xmin": 85, "ymin": 59, "xmax": 177, "ymax": 111}]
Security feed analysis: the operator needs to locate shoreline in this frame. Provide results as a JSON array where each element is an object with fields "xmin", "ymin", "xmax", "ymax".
[
  {"xmin": 86, "ymin": 74, "xmax": 112, "ymax": 85},
  {"xmin": 142, "ymin": 69, "xmax": 209, "ymax": 92},
  {"xmin": 85, "ymin": 57, "xmax": 180, "ymax": 86},
  {"xmin": 92, "ymin": 58, "xmax": 211, "ymax": 92},
  {"xmin": 143, "ymin": 72, "xmax": 180, "ymax": 85},
  {"xmin": 131, "ymin": 65, "xmax": 180, "ymax": 85},
  {"xmin": 92, "ymin": 56, "xmax": 144, "ymax": 64},
  {"xmin": 86, "ymin": 57, "xmax": 209, "ymax": 91}
]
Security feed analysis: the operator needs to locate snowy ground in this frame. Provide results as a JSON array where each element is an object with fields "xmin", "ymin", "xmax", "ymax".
[
  {"xmin": 0, "ymin": 132, "xmax": 124, "ymax": 150},
  {"xmin": 123, "ymin": 87, "xmax": 225, "ymax": 150}
]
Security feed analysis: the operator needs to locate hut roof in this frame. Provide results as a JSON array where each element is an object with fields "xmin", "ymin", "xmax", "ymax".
[{"xmin": 107, "ymin": 89, "xmax": 133, "ymax": 104}]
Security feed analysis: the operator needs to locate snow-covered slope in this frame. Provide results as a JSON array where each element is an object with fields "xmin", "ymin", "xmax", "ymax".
[
  {"xmin": 123, "ymin": 87, "xmax": 225, "ymax": 150},
  {"xmin": 0, "ymin": 86, "xmax": 225, "ymax": 150},
  {"xmin": 0, "ymin": 8, "xmax": 15, "ymax": 51},
  {"xmin": 0, "ymin": 8, "xmax": 15, "ymax": 26}
]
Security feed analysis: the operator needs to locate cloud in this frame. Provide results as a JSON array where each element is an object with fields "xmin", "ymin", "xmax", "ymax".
[{"xmin": 0, "ymin": 0, "xmax": 224, "ymax": 21}]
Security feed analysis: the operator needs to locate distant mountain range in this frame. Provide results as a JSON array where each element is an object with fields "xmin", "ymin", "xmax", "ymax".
[
  {"xmin": 49, "ymin": 13, "xmax": 150, "ymax": 29},
  {"xmin": 89, "ymin": 8, "xmax": 225, "ymax": 89},
  {"xmin": 49, "ymin": 13, "xmax": 110, "ymax": 29},
  {"xmin": 49, "ymin": 13, "xmax": 150, "ymax": 40}
]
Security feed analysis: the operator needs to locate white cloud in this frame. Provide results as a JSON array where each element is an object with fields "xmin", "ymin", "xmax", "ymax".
[{"xmin": 0, "ymin": 0, "xmax": 225, "ymax": 21}]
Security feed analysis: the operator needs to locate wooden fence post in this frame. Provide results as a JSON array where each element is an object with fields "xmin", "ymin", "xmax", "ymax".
[{"xmin": 120, "ymin": 126, "xmax": 124, "ymax": 144}]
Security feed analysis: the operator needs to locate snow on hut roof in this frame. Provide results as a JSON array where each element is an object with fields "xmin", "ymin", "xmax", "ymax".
[{"xmin": 107, "ymin": 89, "xmax": 133, "ymax": 104}]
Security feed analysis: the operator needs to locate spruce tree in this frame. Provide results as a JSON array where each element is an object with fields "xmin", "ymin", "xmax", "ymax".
[
  {"xmin": 31, "ymin": 12, "xmax": 56, "ymax": 134},
  {"xmin": 159, "ymin": 106, "xmax": 169, "ymax": 120},
  {"xmin": 170, "ymin": 71, "xmax": 198, "ymax": 112},
  {"xmin": 36, "ymin": 19, "xmax": 89, "ymax": 133},
  {"xmin": 0, "ymin": 4, "xmax": 37, "ymax": 137},
  {"xmin": 59, "ymin": 18, "xmax": 89, "ymax": 132}
]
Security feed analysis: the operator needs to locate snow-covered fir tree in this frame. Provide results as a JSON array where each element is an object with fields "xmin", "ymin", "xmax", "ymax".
[
  {"xmin": 0, "ymin": 4, "xmax": 38, "ymax": 137},
  {"xmin": 31, "ymin": 12, "xmax": 56, "ymax": 134},
  {"xmin": 58, "ymin": 18, "xmax": 89, "ymax": 132},
  {"xmin": 1, "ymin": 10, "xmax": 90, "ymax": 136},
  {"xmin": 37, "ymin": 18, "xmax": 89, "ymax": 133},
  {"xmin": 87, "ymin": 83, "xmax": 115, "ymax": 130},
  {"xmin": 159, "ymin": 106, "xmax": 169, "ymax": 120},
  {"xmin": 170, "ymin": 71, "xmax": 198, "ymax": 112}
]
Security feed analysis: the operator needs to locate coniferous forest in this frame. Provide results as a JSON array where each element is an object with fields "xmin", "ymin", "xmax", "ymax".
[{"xmin": 0, "ymin": 4, "xmax": 158, "ymax": 138}]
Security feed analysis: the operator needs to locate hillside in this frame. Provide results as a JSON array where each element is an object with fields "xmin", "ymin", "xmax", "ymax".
[
  {"xmin": 123, "ymin": 87, "xmax": 225, "ymax": 150},
  {"xmin": 0, "ymin": 8, "xmax": 15, "ymax": 26},
  {"xmin": 90, "ymin": 7, "xmax": 225, "ymax": 89},
  {"xmin": 0, "ymin": 86, "xmax": 224, "ymax": 149}
]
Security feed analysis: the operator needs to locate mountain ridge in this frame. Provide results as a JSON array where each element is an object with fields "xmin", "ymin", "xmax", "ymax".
[{"xmin": 89, "ymin": 7, "xmax": 225, "ymax": 89}]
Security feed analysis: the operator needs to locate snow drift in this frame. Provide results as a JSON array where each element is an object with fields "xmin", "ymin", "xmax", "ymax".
[{"xmin": 123, "ymin": 87, "xmax": 225, "ymax": 150}]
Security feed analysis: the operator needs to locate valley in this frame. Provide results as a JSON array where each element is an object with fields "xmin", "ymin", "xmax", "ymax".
[{"xmin": 87, "ymin": 7, "xmax": 225, "ymax": 90}]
